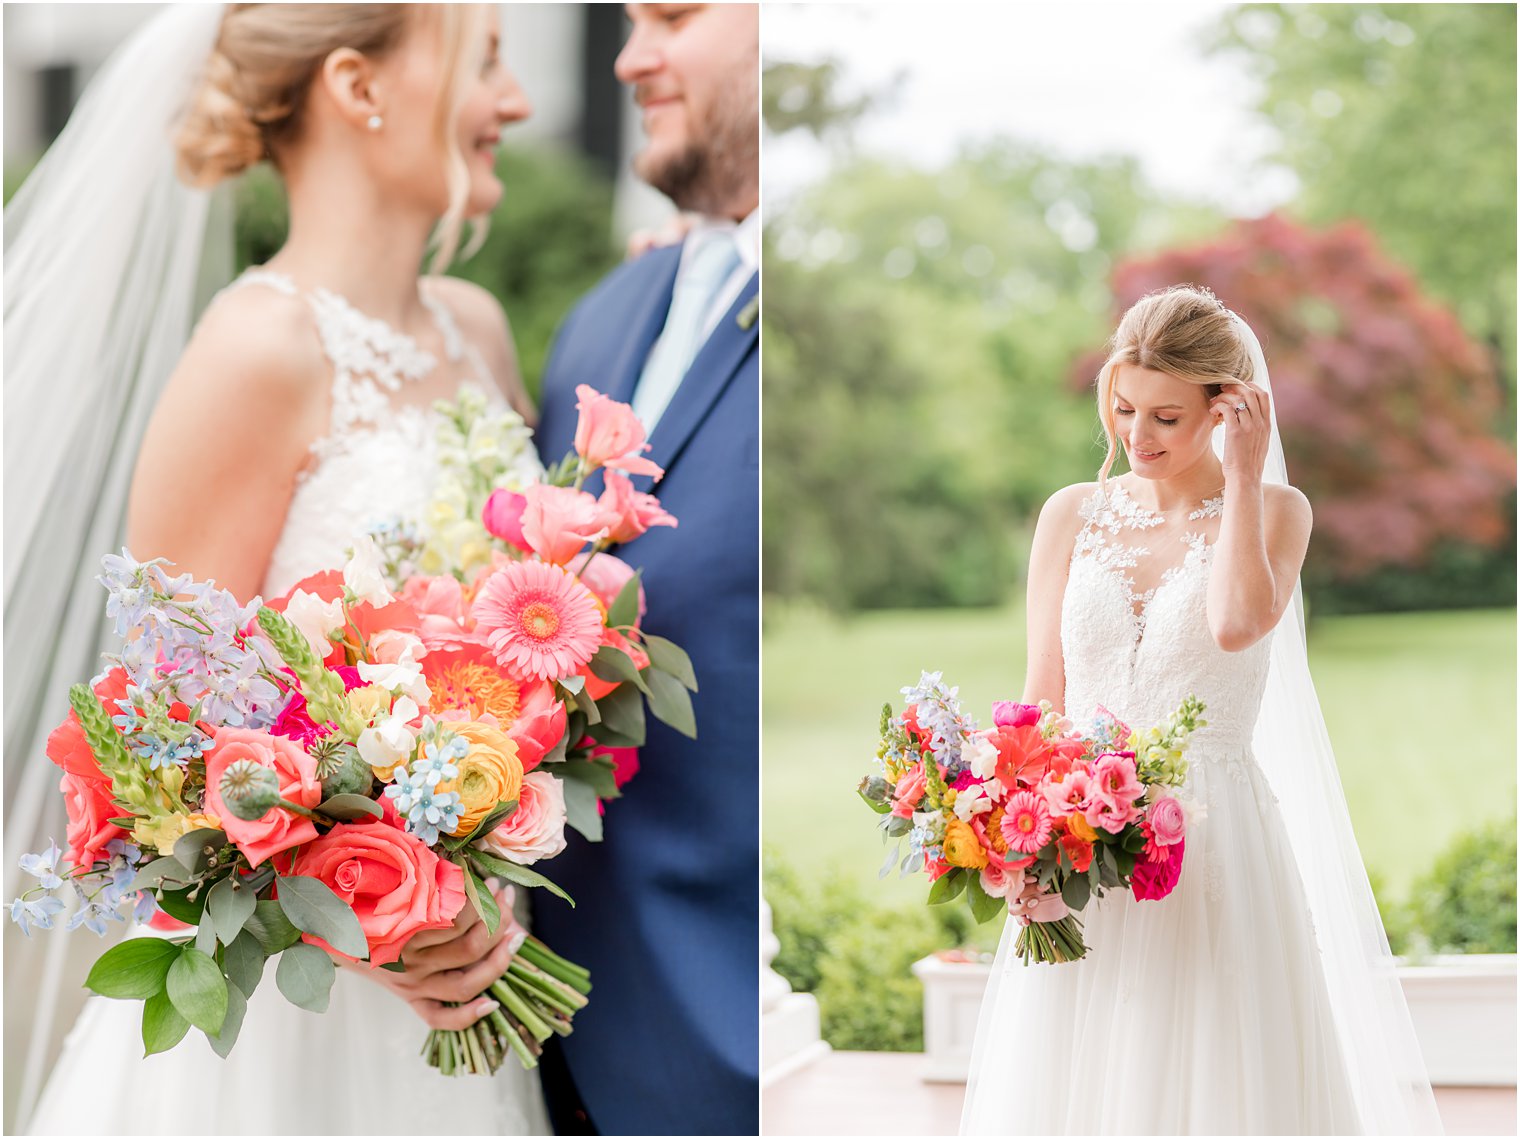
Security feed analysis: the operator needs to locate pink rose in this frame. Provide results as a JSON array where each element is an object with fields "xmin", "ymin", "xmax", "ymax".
[
  {"xmin": 1090, "ymin": 752, "xmax": 1143, "ymax": 812},
  {"xmin": 289, "ymin": 821, "xmax": 467, "ymax": 967},
  {"xmin": 891, "ymin": 762, "xmax": 929, "ymax": 818},
  {"xmin": 992, "ymin": 701, "xmax": 1041, "ymax": 728},
  {"xmin": 60, "ymin": 771, "xmax": 128, "ymax": 871},
  {"xmin": 521, "ymin": 484, "xmax": 609, "ymax": 566},
  {"xmin": 597, "ymin": 471, "xmax": 678, "ymax": 545},
  {"xmin": 1132, "ymin": 835, "xmax": 1186, "ymax": 901},
  {"xmin": 1147, "ymin": 795, "xmax": 1187, "ymax": 846},
  {"xmin": 505, "ymin": 681, "xmax": 568, "ymax": 773},
  {"xmin": 203, "ymin": 728, "xmax": 323, "ymax": 867},
  {"xmin": 576, "ymin": 553, "xmax": 647, "ymax": 624},
  {"xmin": 478, "ymin": 771, "xmax": 568, "ymax": 865},
  {"xmin": 481, "ymin": 489, "xmax": 532, "ymax": 552},
  {"xmin": 979, "ymin": 859, "xmax": 1014, "ymax": 898},
  {"xmin": 573, "ymin": 384, "xmax": 664, "ymax": 479}
]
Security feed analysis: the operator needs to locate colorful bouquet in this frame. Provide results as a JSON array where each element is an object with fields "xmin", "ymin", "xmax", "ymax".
[
  {"xmin": 11, "ymin": 387, "xmax": 698, "ymax": 1075},
  {"xmin": 862, "ymin": 672, "xmax": 1204, "ymax": 964}
]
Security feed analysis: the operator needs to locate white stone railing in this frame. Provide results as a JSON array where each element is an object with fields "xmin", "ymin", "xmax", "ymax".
[
  {"xmin": 761, "ymin": 901, "xmax": 832, "ymax": 1085},
  {"xmin": 912, "ymin": 952, "xmax": 1517, "ymax": 1086}
]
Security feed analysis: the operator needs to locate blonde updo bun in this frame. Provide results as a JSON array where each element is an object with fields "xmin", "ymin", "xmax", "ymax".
[
  {"xmin": 1095, "ymin": 285, "xmax": 1255, "ymax": 483},
  {"xmin": 174, "ymin": 4, "xmax": 414, "ymax": 188}
]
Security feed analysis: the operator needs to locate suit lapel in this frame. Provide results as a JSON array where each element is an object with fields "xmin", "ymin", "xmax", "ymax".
[
  {"xmin": 642, "ymin": 271, "xmax": 758, "ymax": 484},
  {"xmin": 606, "ymin": 246, "xmax": 682, "ymax": 406}
]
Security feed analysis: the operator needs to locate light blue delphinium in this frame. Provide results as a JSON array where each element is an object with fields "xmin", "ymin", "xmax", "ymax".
[
  {"xmin": 9, "ymin": 895, "xmax": 65, "ymax": 936},
  {"xmin": 900, "ymin": 670, "xmax": 978, "ymax": 778},
  {"xmin": 18, "ymin": 841, "xmax": 64, "ymax": 891}
]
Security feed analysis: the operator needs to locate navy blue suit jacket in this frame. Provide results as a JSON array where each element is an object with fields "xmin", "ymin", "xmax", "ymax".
[{"xmin": 534, "ymin": 243, "xmax": 758, "ymax": 1136}]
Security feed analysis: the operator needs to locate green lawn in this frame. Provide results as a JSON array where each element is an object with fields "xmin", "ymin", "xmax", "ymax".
[{"xmin": 762, "ymin": 600, "xmax": 1515, "ymax": 912}]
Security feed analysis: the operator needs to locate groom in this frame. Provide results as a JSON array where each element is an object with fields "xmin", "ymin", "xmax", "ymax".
[{"xmin": 532, "ymin": 4, "xmax": 759, "ymax": 1135}]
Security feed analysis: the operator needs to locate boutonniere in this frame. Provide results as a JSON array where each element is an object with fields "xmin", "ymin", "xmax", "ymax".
[{"xmin": 736, "ymin": 296, "xmax": 759, "ymax": 331}]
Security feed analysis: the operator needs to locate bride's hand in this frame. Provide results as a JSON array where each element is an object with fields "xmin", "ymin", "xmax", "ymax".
[
  {"xmin": 1209, "ymin": 381, "xmax": 1272, "ymax": 486},
  {"xmin": 344, "ymin": 884, "xmax": 525, "ymax": 1031},
  {"xmin": 626, "ymin": 211, "xmax": 698, "ymax": 259}
]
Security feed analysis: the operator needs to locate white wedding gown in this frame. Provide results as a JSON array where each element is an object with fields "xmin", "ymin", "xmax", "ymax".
[
  {"xmin": 27, "ymin": 271, "xmax": 549, "ymax": 1136},
  {"xmin": 962, "ymin": 482, "xmax": 1365, "ymax": 1135}
]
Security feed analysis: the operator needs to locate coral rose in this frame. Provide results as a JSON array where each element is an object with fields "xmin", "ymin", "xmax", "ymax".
[
  {"xmin": 290, "ymin": 821, "xmax": 467, "ymax": 966},
  {"xmin": 942, "ymin": 818, "xmax": 989, "ymax": 870},
  {"xmin": 60, "ymin": 771, "xmax": 127, "ymax": 870},
  {"xmin": 1132, "ymin": 835, "xmax": 1186, "ymax": 901},
  {"xmin": 437, "ymin": 721, "xmax": 524, "ymax": 835},
  {"xmin": 478, "ymin": 771, "xmax": 568, "ymax": 865},
  {"xmin": 203, "ymin": 728, "xmax": 323, "ymax": 867},
  {"xmin": 891, "ymin": 762, "xmax": 929, "ymax": 819}
]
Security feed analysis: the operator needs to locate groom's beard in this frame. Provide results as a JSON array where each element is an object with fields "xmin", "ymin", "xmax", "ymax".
[{"xmin": 634, "ymin": 78, "xmax": 758, "ymax": 217}]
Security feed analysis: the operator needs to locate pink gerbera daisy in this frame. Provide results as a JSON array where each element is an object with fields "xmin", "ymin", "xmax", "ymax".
[
  {"xmin": 470, "ymin": 561, "xmax": 604, "ymax": 683},
  {"xmin": 1000, "ymin": 789, "xmax": 1054, "ymax": 855}
]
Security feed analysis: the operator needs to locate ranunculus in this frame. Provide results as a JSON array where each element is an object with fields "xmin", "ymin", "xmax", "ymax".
[
  {"xmin": 521, "ymin": 484, "xmax": 609, "ymax": 566},
  {"xmin": 597, "ymin": 471, "xmax": 677, "ymax": 545},
  {"xmin": 1000, "ymin": 789, "xmax": 1055, "ymax": 854},
  {"xmin": 46, "ymin": 668, "xmax": 131, "ymax": 783},
  {"xmin": 290, "ymin": 821, "xmax": 467, "ymax": 967},
  {"xmin": 1132, "ymin": 835, "xmax": 1186, "ymax": 901},
  {"xmin": 203, "ymin": 728, "xmax": 323, "ymax": 867},
  {"xmin": 992, "ymin": 701, "xmax": 1041, "ymax": 728},
  {"xmin": 1057, "ymin": 832, "xmax": 1094, "ymax": 874},
  {"xmin": 942, "ymin": 818, "xmax": 988, "ymax": 870},
  {"xmin": 573, "ymin": 383, "xmax": 664, "ymax": 479},
  {"xmin": 481, "ymin": 488, "xmax": 532, "ymax": 553},
  {"xmin": 60, "ymin": 771, "xmax": 127, "ymax": 870},
  {"xmin": 891, "ymin": 762, "xmax": 929, "ymax": 819},
  {"xmin": 478, "ymin": 771, "xmax": 567, "ymax": 865},
  {"xmin": 576, "ymin": 553, "xmax": 646, "ymax": 624},
  {"xmin": 437, "ymin": 721, "xmax": 524, "ymax": 835},
  {"xmin": 1147, "ymin": 794, "xmax": 1187, "ymax": 846},
  {"xmin": 1090, "ymin": 752, "xmax": 1144, "ymax": 812}
]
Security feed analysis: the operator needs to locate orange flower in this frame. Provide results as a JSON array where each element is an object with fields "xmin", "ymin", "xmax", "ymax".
[
  {"xmin": 1058, "ymin": 833, "xmax": 1094, "ymax": 874},
  {"xmin": 982, "ymin": 807, "xmax": 1010, "ymax": 857},
  {"xmin": 987, "ymin": 724, "xmax": 1055, "ymax": 791},
  {"xmin": 423, "ymin": 645, "xmax": 524, "ymax": 724},
  {"xmin": 943, "ymin": 819, "xmax": 988, "ymax": 869}
]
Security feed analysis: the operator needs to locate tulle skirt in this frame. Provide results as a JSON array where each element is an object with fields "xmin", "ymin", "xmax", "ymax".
[
  {"xmin": 27, "ymin": 930, "xmax": 548, "ymax": 1136},
  {"xmin": 961, "ymin": 749, "xmax": 1363, "ymax": 1135}
]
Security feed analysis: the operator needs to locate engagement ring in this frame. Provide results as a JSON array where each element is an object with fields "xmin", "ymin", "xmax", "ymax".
[{"xmin": 1234, "ymin": 402, "xmax": 1248, "ymax": 411}]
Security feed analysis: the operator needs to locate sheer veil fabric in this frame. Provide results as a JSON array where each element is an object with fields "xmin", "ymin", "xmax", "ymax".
[
  {"xmin": 959, "ymin": 313, "xmax": 1440, "ymax": 1134},
  {"xmin": 3, "ymin": 6, "xmax": 231, "ymax": 1126}
]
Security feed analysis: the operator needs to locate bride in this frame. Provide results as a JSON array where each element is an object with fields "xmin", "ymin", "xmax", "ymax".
[
  {"xmin": 960, "ymin": 287, "xmax": 1441, "ymax": 1134},
  {"xmin": 8, "ymin": 4, "xmax": 550, "ymax": 1133}
]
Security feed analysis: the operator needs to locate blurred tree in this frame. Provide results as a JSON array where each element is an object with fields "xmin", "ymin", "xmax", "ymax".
[
  {"xmin": 1210, "ymin": 4, "xmax": 1517, "ymax": 415},
  {"xmin": 1095, "ymin": 214, "xmax": 1515, "ymax": 604}
]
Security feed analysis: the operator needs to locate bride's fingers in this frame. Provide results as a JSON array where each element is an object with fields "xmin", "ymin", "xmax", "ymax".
[
  {"xmin": 411, "ymin": 928, "xmax": 522, "ymax": 1003},
  {"xmin": 401, "ymin": 915, "xmax": 498, "ymax": 978},
  {"xmin": 408, "ymin": 994, "xmax": 502, "ymax": 1033}
]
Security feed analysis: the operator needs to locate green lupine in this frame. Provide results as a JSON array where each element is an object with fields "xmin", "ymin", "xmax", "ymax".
[{"xmin": 255, "ymin": 606, "xmax": 362, "ymax": 737}]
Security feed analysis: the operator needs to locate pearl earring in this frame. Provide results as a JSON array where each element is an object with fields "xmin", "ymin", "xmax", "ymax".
[{"xmin": 367, "ymin": 114, "xmax": 383, "ymax": 131}]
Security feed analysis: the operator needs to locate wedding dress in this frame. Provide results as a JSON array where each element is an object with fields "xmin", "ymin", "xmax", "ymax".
[
  {"xmin": 962, "ymin": 479, "xmax": 1374, "ymax": 1135},
  {"xmin": 26, "ymin": 270, "xmax": 550, "ymax": 1136}
]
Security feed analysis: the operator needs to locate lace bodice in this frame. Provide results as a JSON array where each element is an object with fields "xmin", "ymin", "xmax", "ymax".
[
  {"xmin": 1061, "ymin": 482, "xmax": 1271, "ymax": 786},
  {"xmin": 222, "ymin": 270, "xmax": 512, "ymax": 598}
]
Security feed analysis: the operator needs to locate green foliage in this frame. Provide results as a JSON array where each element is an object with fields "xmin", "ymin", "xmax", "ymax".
[
  {"xmin": 1401, "ymin": 813, "xmax": 1518, "ymax": 956},
  {"xmin": 765, "ymin": 850, "xmax": 974, "ymax": 1052}
]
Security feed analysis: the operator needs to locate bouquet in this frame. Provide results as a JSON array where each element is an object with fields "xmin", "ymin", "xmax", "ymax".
[
  {"xmin": 861, "ymin": 672, "xmax": 1204, "ymax": 964},
  {"xmin": 11, "ymin": 387, "xmax": 698, "ymax": 1075}
]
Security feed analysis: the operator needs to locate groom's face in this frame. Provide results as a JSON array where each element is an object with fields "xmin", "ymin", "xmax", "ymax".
[{"xmin": 616, "ymin": 4, "xmax": 759, "ymax": 219}]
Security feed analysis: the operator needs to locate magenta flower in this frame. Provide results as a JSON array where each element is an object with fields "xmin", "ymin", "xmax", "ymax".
[
  {"xmin": 992, "ymin": 701, "xmax": 1041, "ymax": 728},
  {"xmin": 1132, "ymin": 835, "xmax": 1186, "ymax": 901}
]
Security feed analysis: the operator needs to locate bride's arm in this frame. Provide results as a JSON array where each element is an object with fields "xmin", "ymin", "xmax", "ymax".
[
  {"xmin": 125, "ymin": 288, "xmax": 329, "ymax": 602},
  {"xmin": 1206, "ymin": 381, "xmax": 1313, "ymax": 652},
  {"xmin": 1022, "ymin": 483, "xmax": 1091, "ymax": 710}
]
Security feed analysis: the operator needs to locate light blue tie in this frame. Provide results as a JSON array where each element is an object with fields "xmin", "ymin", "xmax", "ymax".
[{"xmin": 632, "ymin": 234, "xmax": 742, "ymax": 432}]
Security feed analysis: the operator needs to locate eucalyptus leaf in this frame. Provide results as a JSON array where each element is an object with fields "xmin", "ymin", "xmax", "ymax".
[
  {"xmin": 1061, "ymin": 872, "xmax": 1092, "ymax": 912},
  {"xmin": 560, "ymin": 776, "xmax": 603, "ymax": 842},
  {"xmin": 141, "ymin": 988, "xmax": 191, "ymax": 1056},
  {"xmin": 206, "ymin": 876, "xmax": 258, "ymax": 944},
  {"xmin": 195, "ymin": 912, "xmax": 218, "ymax": 956},
  {"xmin": 172, "ymin": 828, "xmax": 227, "ymax": 875},
  {"xmin": 469, "ymin": 850, "xmax": 574, "ymax": 907},
  {"xmin": 276, "ymin": 875, "xmax": 368, "ymax": 959},
  {"xmin": 275, "ymin": 943, "xmax": 336, "ymax": 1013},
  {"xmin": 641, "ymin": 634, "xmax": 697, "ymax": 691},
  {"xmin": 166, "ymin": 947, "xmax": 228, "ymax": 1035},
  {"xmin": 315, "ymin": 794, "xmax": 383, "ymax": 822},
  {"xmin": 208, "ymin": 982, "xmax": 248, "ymax": 1059},
  {"xmin": 129, "ymin": 856, "xmax": 189, "ymax": 893},
  {"xmin": 154, "ymin": 885, "xmax": 204, "ymax": 927},
  {"xmin": 605, "ymin": 570, "xmax": 642, "ymax": 629},
  {"xmin": 244, "ymin": 899, "xmax": 302, "ymax": 955},
  {"xmin": 644, "ymin": 669, "xmax": 696, "ymax": 739},
  {"xmin": 878, "ymin": 842, "xmax": 900, "ymax": 879},
  {"xmin": 222, "ymin": 931, "xmax": 266, "ymax": 1000},
  {"xmin": 587, "ymin": 645, "xmax": 650, "ymax": 695},
  {"xmin": 85, "ymin": 937, "xmax": 179, "ymax": 1000},
  {"xmin": 591, "ymin": 681, "xmax": 645, "ymax": 747},
  {"xmin": 558, "ymin": 674, "xmax": 586, "ymax": 697},
  {"xmin": 883, "ymin": 815, "xmax": 912, "ymax": 839}
]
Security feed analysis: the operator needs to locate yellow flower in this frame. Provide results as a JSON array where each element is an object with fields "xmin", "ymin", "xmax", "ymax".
[
  {"xmin": 135, "ymin": 811, "xmax": 223, "ymax": 857},
  {"xmin": 1066, "ymin": 811, "xmax": 1098, "ymax": 843},
  {"xmin": 438, "ymin": 721, "xmax": 524, "ymax": 834},
  {"xmin": 943, "ymin": 818, "xmax": 989, "ymax": 870},
  {"xmin": 347, "ymin": 684, "xmax": 391, "ymax": 725}
]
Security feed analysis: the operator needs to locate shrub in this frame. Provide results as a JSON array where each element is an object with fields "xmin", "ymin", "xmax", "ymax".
[{"xmin": 1402, "ymin": 813, "xmax": 1517, "ymax": 955}]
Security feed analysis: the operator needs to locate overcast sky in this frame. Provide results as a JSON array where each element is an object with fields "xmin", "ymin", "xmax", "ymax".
[{"xmin": 763, "ymin": 2, "xmax": 1298, "ymax": 217}]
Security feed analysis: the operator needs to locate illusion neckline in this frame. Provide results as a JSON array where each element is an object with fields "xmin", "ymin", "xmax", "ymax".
[{"xmin": 1108, "ymin": 480, "xmax": 1225, "ymax": 524}]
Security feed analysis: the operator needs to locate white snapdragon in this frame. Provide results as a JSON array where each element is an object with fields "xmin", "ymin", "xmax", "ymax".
[
  {"xmin": 963, "ymin": 733, "xmax": 999, "ymax": 780},
  {"xmin": 343, "ymin": 535, "xmax": 394, "ymax": 608},
  {"xmin": 951, "ymin": 780, "xmax": 995, "ymax": 821},
  {"xmin": 357, "ymin": 696, "xmax": 421, "ymax": 775},
  {"xmin": 358, "ymin": 641, "xmax": 431, "ymax": 705},
  {"xmin": 283, "ymin": 590, "xmax": 346, "ymax": 661}
]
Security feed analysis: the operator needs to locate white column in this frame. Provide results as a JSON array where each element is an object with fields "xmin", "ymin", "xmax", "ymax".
[{"xmin": 760, "ymin": 899, "xmax": 831, "ymax": 1085}]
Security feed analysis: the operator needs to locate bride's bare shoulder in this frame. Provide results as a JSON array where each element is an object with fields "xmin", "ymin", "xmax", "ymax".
[
  {"xmin": 177, "ymin": 282, "xmax": 327, "ymax": 401},
  {"xmin": 1038, "ymin": 481, "xmax": 1101, "ymax": 528}
]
